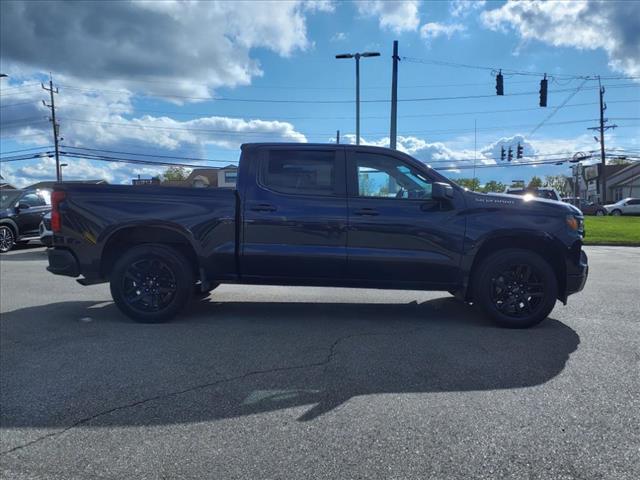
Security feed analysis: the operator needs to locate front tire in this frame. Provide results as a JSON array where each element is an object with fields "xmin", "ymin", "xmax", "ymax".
[
  {"xmin": 611, "ymin": 209, "xmax": 622, "ymax": 216},
  {"xmin": 0, "ymin": 226, "xmax": 15, "ymax": 253},
  {"xmin": 473, "ymin": 249, "xmax": 557, "ymax": 328},
  {"xmin": 110, "ymin": 244, "xmax": 194, "ymax": 323}
]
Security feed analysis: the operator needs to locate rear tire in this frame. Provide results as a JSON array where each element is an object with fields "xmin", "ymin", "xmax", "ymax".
[
  {"xmin": 595, "ymin": 209, "xmax": 605, "ymax": 216},
  {"xmin": 473, "ymin": 249, "xmax": 557, "ymax": 328},
  {"xmin": 0, "ymin": 225, "xmax": 15, "ymax": 253},
  {"xmin": 110, "ymin": 244, "xmax": 194, "ymax": 323}
]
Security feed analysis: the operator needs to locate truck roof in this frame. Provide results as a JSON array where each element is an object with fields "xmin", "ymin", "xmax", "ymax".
[{"xmin": 241, "ymin": 142, "xmax": 396, "ymax": 154}]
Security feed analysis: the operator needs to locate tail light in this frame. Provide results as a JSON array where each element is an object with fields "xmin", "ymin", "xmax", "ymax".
[{"xmin": 51, "ymin": 190, "xmax": 66, "ymax": 233}]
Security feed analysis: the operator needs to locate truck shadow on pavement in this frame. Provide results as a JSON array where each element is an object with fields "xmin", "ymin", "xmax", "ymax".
[{"xmin": 0, "ymin": 296, "xmax": 580, "ymax": 430}]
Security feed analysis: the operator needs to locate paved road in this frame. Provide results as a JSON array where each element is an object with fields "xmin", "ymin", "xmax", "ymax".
[{"xmin": 1, "ymin": 246, "xmax": 638, "ymax": 479}]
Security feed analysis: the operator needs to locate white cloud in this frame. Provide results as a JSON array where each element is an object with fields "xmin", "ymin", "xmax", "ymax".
[
  {"xmin": 481, "ymin": 0, "xmax": 640, "ymax": 77},
  {"xmin": 0, "ymin": 79, "xmax": 308, "ymax": 186},
  {"xmin": 420, "ymin": 22, "xmax": 465, "ymax": 41},
  {"xmin": 303, "ymin": 0, "xmax": 336, "ymax": 12},
  {"xmin": 331, "ymin": 32, "xmax": 347, "ymax": 42},
  {"xmin": 356, "ymin": 0, "xmax": 421, "ymax": 34},
  {"xmin": 0, "ymin": 1, "xmax": 332, "ymax": 99},
  {"xmin": 450, "ymin": 0, "xmax": 486, "ymax": 18}
]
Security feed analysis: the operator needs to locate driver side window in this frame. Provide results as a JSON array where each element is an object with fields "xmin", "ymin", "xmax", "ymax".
[{"xmin": 356, "ymin": 153, "xmax": 432, "ymax": 200}]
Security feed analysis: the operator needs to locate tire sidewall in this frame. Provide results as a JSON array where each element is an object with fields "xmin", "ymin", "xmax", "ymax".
[
  {"xmin": 473, "ymin": 249, "xmax": 558, "ymax": 328},
  {"xmin": 110, "ymin": 244, "xmax": 193, "ymax": 323},
  {"xmin": 611, "ymin": 209, "xmax": 622, "ymax": 216},
  {"xmin": 0, "ymin": 225, "xmax": 15, "ymax": 253}
]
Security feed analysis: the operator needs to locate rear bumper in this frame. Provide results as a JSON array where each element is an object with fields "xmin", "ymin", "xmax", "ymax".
[
  {"xmin": 566, "ymin": 249, "xmax": 588, "ymax": 296},
  {"xmin": 47, "ymin": 248, "xmax": 80, "ymax": 277}
]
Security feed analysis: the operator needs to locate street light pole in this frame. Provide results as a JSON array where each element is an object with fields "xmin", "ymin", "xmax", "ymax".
[
  {"xmin": 60, "ymin": 163, "xmax": 68, "ymax": 182},
  {"xmin": 355, "ymin": 54, "xmax": 360, "ymax": 144},
  {"xmin": 336, "ymin": 51, "xmax": 380, "ymax": 145}
]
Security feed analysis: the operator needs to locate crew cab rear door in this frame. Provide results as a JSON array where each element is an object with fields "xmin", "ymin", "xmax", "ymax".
[
  {"xmin": 241, "ymin": 146, "xmax": 347, "ymax": 279},
  {"xmin": 345, "ymin": 149, "xmax": 465, "ymax": 287}
]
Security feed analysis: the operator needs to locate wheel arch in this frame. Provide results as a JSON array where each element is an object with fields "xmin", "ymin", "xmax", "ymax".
[
  {"xmin": 100, "ymin": 224, "xmax": 200, "ymax": 279},
  {"xmin": 465, "ymin": 234, "xmax": 567, "ymax": 303},
  {"xmin": 0, "ymin": 218, "xmax": 19, "ymax": 237}
]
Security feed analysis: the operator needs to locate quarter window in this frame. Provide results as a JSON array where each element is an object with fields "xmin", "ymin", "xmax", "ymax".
[
  {"xmin": 356, "ymin": 153, "xmax": 432, "ymax": 200},
  {"xmin": 263, "ymin": 150, "xmax": 336, "ymax": 196}
]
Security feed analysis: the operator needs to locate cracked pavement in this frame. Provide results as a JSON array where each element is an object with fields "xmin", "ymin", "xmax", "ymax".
[{"xmin": 1, "ymin": 246, "xmax": 639, "ymax": 479}]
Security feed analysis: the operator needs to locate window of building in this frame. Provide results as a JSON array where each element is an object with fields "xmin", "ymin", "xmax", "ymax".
[
  {"xmin": 224, "ymin": 171, "xmax": 237, "ymax": 184},
  {"xmin": 262, "ymin": 150, "xmax": 335, "ymax": 196}
]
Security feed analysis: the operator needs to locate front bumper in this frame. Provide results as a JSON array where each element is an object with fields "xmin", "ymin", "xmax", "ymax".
[
  {"xmin": 47, "ymin": 248, "xmax": 80, "ymax": 277},
  {"xmin": 566, "ymin": 248, "xmax": 588, "ymax": 296}
]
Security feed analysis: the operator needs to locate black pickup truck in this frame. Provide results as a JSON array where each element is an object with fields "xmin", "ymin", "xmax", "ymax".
[{"xmin": 47, "ymin": 143, "xmax": 588, "ymax": 328}]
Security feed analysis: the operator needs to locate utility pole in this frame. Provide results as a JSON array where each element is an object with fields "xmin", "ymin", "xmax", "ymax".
[
  {"xmin": 389, "ymin": 40, "xmax": 399, "ymax": 150},
  {"xmin": 588, "ymin": 76, "xmax": 617, "ymax": 204},
  {"xmin": 336, "ymin": 130, "xmax": 340, "ymax": 144},
  {"xmin": 42, "ymin": 75, "xmax": 61, "ymax": 181},
  {"xmin": 336, "ymin": 51, "xmax": 380, "ymax": 145}
]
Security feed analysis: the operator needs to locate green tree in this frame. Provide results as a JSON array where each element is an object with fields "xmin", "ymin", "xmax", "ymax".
[
  {"xmin": 455, "ymin": 177, "xmax": 481, "ymax": 191},
  {"xmin": 609, "ymin": 157, "xmax": 631, "ymax": 166},
  {"xmin": 528, "ymin": 176, "xmax": 543, "ymax": 189},
  {"xmin": 481, "ymin": 180, "xmax": 507, "ymax": 193},
  {"xmin": 544, "ymin": 175, "xmax": 569, "ymax": 195},
  {"xmin": 162, "ymin": 166, "xmax": 188, "ymax": 182}
]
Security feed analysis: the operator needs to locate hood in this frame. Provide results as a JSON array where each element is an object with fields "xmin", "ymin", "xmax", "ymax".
[
  {"xmin": 466, "ymin": 191, "xmax": 581, "ymax": 216},
  {"xmin": 0, "ymin": 207, "xmax": 15, "ymax": 219}
]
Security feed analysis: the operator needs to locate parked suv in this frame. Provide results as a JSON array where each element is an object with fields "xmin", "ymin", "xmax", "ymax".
[
  {"xmin": 0, "ymin": 189, "xmax": 51, "ymax": 253},
  {"xmin": 603, "ymin": 198, "xmax": 640, "ymax": 216}
]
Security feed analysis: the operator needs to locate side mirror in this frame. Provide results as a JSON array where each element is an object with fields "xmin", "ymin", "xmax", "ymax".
[
  {"xmin": 432, "ymin": 182, "xmax": 454, "ymax": 201},
  {"xmin": 17, "ymin": 202, "xmax": 31, "ymax": 210}
]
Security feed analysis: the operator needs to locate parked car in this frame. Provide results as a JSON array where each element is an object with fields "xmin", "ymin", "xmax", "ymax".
[
  {"xmin": 45, "ymin": 143, "xmax": 588, "ymax": 329},
  {"xmin": 0, "ymin": 189, "xmax": 51, "ymax": 253},
  {"xmin": 603, "ymin": 198, "xmax": 640, "ymax": 216},
  {"xmin": 39, "ymin": 212, "xmax": 53, "ymax": 247},
  {"xmin": 505, "ymin": 187, "xmax": 562, "ymax": 201},
  {"xmin": 562, "ymin": 198, "xmax": 607, "ymax": 216}
]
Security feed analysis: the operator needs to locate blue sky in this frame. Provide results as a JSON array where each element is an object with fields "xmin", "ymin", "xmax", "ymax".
[{"xmin": 1, "ymin": 0, "xmax": 638, "ymax": 188}]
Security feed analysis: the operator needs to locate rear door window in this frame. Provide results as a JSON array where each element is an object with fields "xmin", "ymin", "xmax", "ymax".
[{"xmin": 262, "ymin": 150, "xmax": 337, "ymax": 196}]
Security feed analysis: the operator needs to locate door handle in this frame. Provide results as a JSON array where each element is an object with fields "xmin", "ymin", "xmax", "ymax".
[
  {"xmin": 354, "ymin": 208, "xmax": 379, "ymax": 216},
  {"xmin": 250, "ymin": 203, "xmax": 277, "ymax": 212}
]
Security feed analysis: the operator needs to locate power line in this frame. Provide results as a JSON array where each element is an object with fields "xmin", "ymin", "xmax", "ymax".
[
  {"xmin": 402, "ymin": 57, "xmax": 640, "ymax": 81},
  {"xmin": 529, "ymin": 79, "xmax": 589, "ymax": 136},
  {"xmin": 0, "ymin": 145, "xmax": 52, "ymax": 155},
  {"xmin": 56, "ymin": 83, "xmax": 638, "ymax": 104}
]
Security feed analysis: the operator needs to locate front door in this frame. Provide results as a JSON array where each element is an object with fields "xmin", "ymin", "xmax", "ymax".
[
  {"xmin": 242, "ymin": 147, "xmax": 348, "ymax": 280},
  {"xmin": 16, "ymin": 192, "xmax": 50, "ymax": 237},
  {"xmin": 346, "ymin": 150, "xmax": 466, "ymax": 287}
]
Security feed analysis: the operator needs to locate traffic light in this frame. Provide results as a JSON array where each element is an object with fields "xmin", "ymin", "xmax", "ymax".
[
  {"xmin": 500, "ymin": 146, "xmax": 506, "ymax": 161},
  {"xmin": 496, "ymin": 70, "xmax": 504, "ymax": 96},
  {"xmin": 507, "ymin": 147, "xmax": 513, "ymax": 162},
  {"xmin": 516, "ymin": 142, "xmax": 523, "ymax": 159},
  {"xmin": 539, "ymin": 74, "xmax": 548, "ymax": 107}
]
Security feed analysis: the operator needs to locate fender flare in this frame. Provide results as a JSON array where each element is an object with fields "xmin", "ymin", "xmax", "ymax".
[{"xmin": 0, "ymin": 218, "xmax": 19, "ymax": 237}]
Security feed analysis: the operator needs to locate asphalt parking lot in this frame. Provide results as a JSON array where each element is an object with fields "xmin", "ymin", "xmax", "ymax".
[{"xmin": 1, "ymin": 246, "xmax": 638, "ymax": 479}]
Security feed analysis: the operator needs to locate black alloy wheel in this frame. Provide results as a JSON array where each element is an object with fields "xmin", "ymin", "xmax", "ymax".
[
  {"xmin": 110, "ymin": 244, "xmax": 193, "ymax": 323},
  {"xmin": 0, "ymin": 226, "xmax": 15, "ymax": 253},
  {"xmin": 122, "ymin": 258, "xmax": 178, "ymax": 312},
  {"xmin": 490, "ymin": 264, "xmax": 544, "ymax": 318},
  {"xmin": 473, "ymin": 248, "xmax": 557, "ymax": 328}
]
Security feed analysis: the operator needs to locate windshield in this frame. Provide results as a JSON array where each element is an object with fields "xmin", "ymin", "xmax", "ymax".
[{"xmin": 0, "ymin": 190, "xmax": 21, "ymax": 209}]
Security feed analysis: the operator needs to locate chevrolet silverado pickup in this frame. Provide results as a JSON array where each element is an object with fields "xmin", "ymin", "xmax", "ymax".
[{"xmin": 46, "ymin": 143, "xmax": 588, "ymax": 328}]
